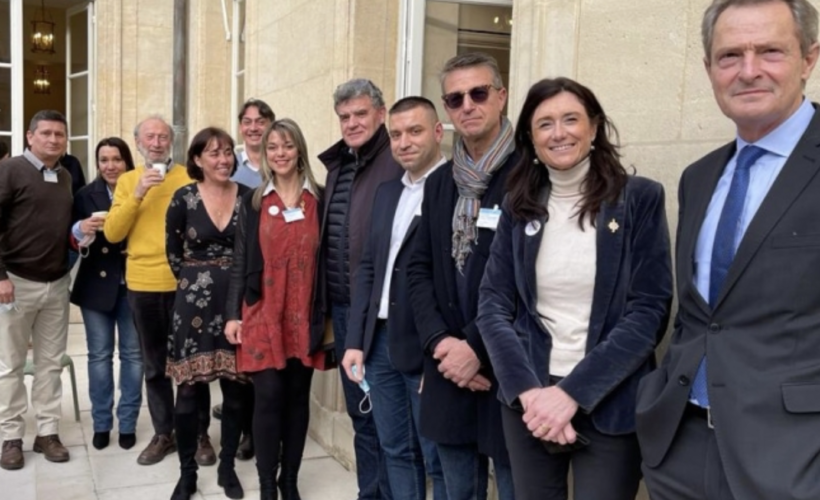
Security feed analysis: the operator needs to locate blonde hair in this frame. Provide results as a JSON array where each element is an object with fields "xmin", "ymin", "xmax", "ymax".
[{"xmin": 252, "ymin": 118, "xmax": 322, "ymax": 211}]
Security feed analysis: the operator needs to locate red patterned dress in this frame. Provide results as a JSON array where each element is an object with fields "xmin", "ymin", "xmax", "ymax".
[{"xmin": 237, "ymin": 190, "xmax": 325, "ymax": 372}]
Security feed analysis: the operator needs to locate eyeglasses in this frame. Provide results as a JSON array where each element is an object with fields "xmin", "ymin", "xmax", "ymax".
[{"xmin": 442, "ymin": 84, "xmax": 497, "ymax": 109}]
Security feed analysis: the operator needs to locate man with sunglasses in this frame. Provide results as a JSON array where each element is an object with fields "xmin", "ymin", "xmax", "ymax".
[
  {"xmin": 408, "ymin": 52, "xmax": 516, "ymax": 500},
  {"xmin": 316, "ymin": 78, "xmax": 403, "ymax": 500}
]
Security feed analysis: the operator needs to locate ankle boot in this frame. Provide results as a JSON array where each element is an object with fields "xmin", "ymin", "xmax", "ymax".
[
  {"xmin": 260, "ymin": 473, "xmax": 278, "ymax": 500},
  {"xmin": 218, "ymin": 460, "xmax": 244, "ymax": 499},
  {"xmin": 170, "ymin": 472, "xmax": 197, "ymax": 500},
  {"xmin": 278, "ymin": 463, "xmax": 302, "ymax": 500}
]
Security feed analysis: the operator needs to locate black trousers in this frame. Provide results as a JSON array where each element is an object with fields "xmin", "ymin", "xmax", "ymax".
[
  {"xmin": 127, "ymin": 290, "xmax": 210, "ymax": 436},
  {"xmin": 642, "ymin": 406, "xmax": 736, "ymax": 500},
  {"xmin": 501, "ymin": 405, "xmax": 641, "ymax": 500},
  {"xmin": 176, "ymin": 379, "xmax": 244, "ymax": 474},
  {"xmin": 252, "ymin": 359, "xmax": 314, "ymax": 479}
]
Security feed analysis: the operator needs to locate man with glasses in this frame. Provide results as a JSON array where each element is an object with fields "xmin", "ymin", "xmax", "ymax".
[
  {"xmin": 316, "ymin": 78, "xmax": 403, "ymax": 500},
  {"xmin": 407, "ymin": 52, "xmax": 516, "ymax": 500},
  {"xmin": 232, "ymin": 98, "xmax": 275, "ymax": 188},
  {"xmin": 105, "ymin": 116, "xmax": 213, "ymax": 467}
]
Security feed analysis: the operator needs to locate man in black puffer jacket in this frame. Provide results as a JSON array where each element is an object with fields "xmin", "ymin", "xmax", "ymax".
[{"xmin": 315, "ymin": 79, "xmax": 402, "ymax": 500}]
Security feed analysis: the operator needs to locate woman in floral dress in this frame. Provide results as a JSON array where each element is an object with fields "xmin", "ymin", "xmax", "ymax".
[
  {"xmin": 165, "ymin": 127, "xmax": 249, "ymax": 500},
  {"xmin": 225, "ymin": 118, "xmax": 325, "ymax": 500}
]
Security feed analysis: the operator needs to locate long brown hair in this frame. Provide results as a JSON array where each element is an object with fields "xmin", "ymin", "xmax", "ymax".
[{"xmin": 506, "ymin": 77, "xmax": 627, "ymax": 226}]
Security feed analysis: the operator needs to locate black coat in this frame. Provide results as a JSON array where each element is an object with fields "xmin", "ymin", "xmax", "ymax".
[
  {"xmin": 407, "ymin": 154, "xmax": 517, "ymax": 462},
  {"xmin": 70, "ymin": 178, "xmax": 127, "ymax": 312},
  {"xmin": 477, "ymin": 176, "xmax": 673, "ymax": 435},
  {"xmin": 347, "ymin": 178, "xmax": 424, "ymax": 374}
]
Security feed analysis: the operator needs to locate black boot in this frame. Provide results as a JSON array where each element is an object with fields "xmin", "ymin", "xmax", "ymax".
[
  {"xmin": 278, "ymin": 463, "xmax": 302, "ymax": 500},
  {"xmin": 218, "ymin": 402, "xmax": 245, "ymax": 498},
  {"xmin": 260, "ymin": 474, "xmax": 278, "ymax": 500},
  {"xmin": 170, "ymin": 473, "xmax": 197, "ymax": 500},
  {"xmin": 172, "ymin": 401, "xmax": 200, "ymax": 500}
]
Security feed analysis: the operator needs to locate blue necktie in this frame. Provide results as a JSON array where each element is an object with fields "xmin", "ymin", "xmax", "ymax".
[{"xmin": 690, "ymin": 145, "xmax": 766, "ymax": 407}]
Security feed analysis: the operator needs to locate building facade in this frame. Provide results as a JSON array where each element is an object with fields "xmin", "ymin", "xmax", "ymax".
[{"xmin": 4, "ymin": 0, "xmax": 820, "ymax": 495}]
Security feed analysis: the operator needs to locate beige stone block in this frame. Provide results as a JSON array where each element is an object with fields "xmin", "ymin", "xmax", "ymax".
[{"xmin": 576, "ymin": 0, "xmax": 688, "ymax": 145}]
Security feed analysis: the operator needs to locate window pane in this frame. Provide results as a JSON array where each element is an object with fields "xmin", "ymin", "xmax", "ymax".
[
  {"xmin": 423, "ymin": 2, "xmax": 512, "ymax": 126},
  {"xmin": 69, "ymin": 139, "xmax": 89, "ymax": 177},
  {"xmin": 69, "ymin": 74, "xmax": 88, "ymax": 136},
  {"xmin": 0, "ymin": 67, "xmax": 10, "ymax": 133},
  {"xmin": 0, "ymin": 0, "xmax": 9, "ymax": 64},
  {"xmin": 69, "ymin": 10, "xmax": 88, "ymax": 74}
]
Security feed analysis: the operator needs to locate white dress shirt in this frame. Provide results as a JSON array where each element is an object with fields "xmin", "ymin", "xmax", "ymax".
[{"xmin": 378, "ymin": 158, "xmax": 445, "ymax": 319}]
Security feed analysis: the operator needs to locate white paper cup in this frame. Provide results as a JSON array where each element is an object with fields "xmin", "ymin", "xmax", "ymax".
[
  {"xmin": 91, "ymin": 211, "xmax": 108, "ymax": 231},
  {"xmin": 151, "ymin": 162, "xmax": 167, "ymax": 179}
]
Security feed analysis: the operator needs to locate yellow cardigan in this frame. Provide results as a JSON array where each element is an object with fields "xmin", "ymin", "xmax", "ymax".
[{"xmin": 104, "ymin": 165, "xmax": 192, "ymax": 292}]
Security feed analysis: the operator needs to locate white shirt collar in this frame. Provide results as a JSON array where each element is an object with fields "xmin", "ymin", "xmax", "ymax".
[
  {"xmin": 262, "ymin": 177, "xmax": 316, "ymax": 198},
  {"xmin": 23, "ymin": 149, "xmax": 61, "ymax": 171},
  {"xmin": 401, "ymin": 156, "xmax": 446, "ymax": 188}
]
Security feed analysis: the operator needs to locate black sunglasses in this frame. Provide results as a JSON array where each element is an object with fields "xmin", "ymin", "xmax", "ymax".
[{"xmin": 442, "ymin": 84, "xmax": 497, "ymax": 109}]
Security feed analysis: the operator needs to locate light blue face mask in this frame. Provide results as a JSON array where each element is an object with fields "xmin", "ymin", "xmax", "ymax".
[{"xmin": 351, "ymin": 365, "xmax": 372, "ymax": 414}]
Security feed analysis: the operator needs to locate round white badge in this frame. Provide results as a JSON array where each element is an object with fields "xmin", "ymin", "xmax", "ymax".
[
  {"xmin": 525, "ymin": 220, "xmax": 541, "ymax": 236},
  {"xmin": 268, "ymin": 205, "xmax": 280, "ymax": 216}
]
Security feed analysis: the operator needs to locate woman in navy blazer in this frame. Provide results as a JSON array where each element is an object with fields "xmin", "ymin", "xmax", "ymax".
[
  {"xmin": 476, "ymin": 78, "xmax": 673, "ymax": 500},
  {"xmin": 70, "ymin": 138, "xmax": 143, "ymax": 451}
]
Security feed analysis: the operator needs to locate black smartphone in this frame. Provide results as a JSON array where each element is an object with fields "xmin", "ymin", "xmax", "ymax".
[{"xmin": 541, "ymin": 432, "xmax": 590, "ymax": 454}]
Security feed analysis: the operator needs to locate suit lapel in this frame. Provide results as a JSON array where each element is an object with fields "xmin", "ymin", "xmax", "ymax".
[
  {"xmin": 715, "ymin": 119, "xmax": 820, "ymax": 309},
  {"xmin": 587, "ymin": 194, "xmax": 626, "ymax": 347},
  {"xmin": 379, "ymin": 181, "xmax": 404, "ymax": 257},
  {"xmin": 90, "ymin": 179, "xmax": 112, "ymax": 211},
  {"xmin": 523, "ymin": 185, "xmax": 550, "ymax": 312},
  {"xmin": 683, "ymin": 145, "xmax": 735, "ymax": 315}
]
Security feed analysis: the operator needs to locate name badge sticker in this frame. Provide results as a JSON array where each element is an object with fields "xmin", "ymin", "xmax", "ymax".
[
  {"xmin": 283, "ymin": 208, "xmax": 305, "ymax": 223},
  {"xmin": 43, "ymin": 170, "xmax": 59, "ymax": 183},
  {"xmin": 268, "ymin": 205, "xmax": 280, "ymax": 216},
  {"xmin": 476, "ymin": 205, "xmax": 502, "ymax": 231}
]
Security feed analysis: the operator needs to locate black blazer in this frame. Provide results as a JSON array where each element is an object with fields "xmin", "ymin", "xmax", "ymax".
[
  {"xmin": 70, "ymin": 178, "xmax": 127, "ymax": 312},
  {"xmin": 636, "ymin": 106, "xmax": 820, "ymax": 499},
  {"xmin": 226, "ymin": 186, "xmax": 326, "ymax": 354},
  {"xmin": 407, "ymin": 154, "xmax": 516, "ymax": 461},
  {"xmin": 477, "ymin": 176, "xmax": 673, "ymax": 436},
  {"xmin": 347, "ymin": 178, "xmax": 424, "ymax": 374}
]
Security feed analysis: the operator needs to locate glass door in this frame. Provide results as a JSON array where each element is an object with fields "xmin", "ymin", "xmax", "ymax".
[
  {"xmin": 66, "ymin": 2, "xmax": 94, "ymax": 178},
  {"xmin": 0, "ymin": 0, "xmax": 23, "ymax": 156}
]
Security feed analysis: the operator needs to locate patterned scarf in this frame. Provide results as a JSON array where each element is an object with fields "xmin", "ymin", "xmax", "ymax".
[{"xmin": 451, "ymin": 117, "xmax": 515, "ymax": 272}]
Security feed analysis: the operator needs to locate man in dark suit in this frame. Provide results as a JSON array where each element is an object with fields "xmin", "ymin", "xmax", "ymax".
[
  {"xmin": 407, "ymin": 52, "xmax": 515, "ymax": 500},
  {"xmin": 342, "ymin": 97, "xmax": 447, "ymax": 500},
  {"xmin": 637, "ymin": 1, "xmax": 820, "ymax": 499}
]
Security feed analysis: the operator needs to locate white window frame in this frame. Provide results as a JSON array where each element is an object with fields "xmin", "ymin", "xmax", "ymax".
[
  {"xmin": 66, "ymin": 1, "xmax": 96, "ymax": 180},
  {"xmin": 230, "ymin": 0, "xmax": 246, "ymax": 142},
  {"xmin": 2, "ymin": 0, "xmax": 24, "ymax": 155},
  {"xmin": 396, "ymin": 0, "xmax": 513, "ymax": 134}
]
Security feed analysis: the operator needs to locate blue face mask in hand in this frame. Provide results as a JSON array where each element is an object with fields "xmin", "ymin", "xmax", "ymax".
[{"xmin": 351, "ymin": 365, "xmax": 372, "ymax": 414}]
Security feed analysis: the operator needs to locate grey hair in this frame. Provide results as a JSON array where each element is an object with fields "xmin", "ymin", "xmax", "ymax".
[
  {"xmin": 332, "ymin": 78, "xmax": 385, "ymax": 109},
  {"xmin": 702, "ymin": 0, "xmax": 819, "ymax": 61},
  {"xmin": 133, "ymin": 114, "xmax": 175, "ymax": 141},
  {"xmin": 439, "ymin": 52, "xmax": 504, "ymax": 93}
]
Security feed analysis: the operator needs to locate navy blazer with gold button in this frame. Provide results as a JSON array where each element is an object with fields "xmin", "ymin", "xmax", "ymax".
[
  {"xmin": 70, "ymin": 177, "xmax": 127, "ymax": 312},
  {"xmin": 477, "ymin": 175, "xmax": 673, "ymax": 435}
]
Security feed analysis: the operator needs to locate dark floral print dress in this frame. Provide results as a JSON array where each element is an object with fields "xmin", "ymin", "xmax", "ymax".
[{"xmin": 165, "ymin": 183, "xmax": 250, "ymax": 385}]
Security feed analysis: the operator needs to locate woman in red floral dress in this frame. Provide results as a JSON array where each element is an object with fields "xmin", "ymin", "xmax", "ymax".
[{"xmin": 225, "ymin": 118, "xmax": 325, "ymax": 500}]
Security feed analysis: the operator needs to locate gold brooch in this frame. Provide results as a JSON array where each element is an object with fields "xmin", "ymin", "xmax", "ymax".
[{"xmin": 608, "ymin": 218, "xmax": 620, "ymax": 234}]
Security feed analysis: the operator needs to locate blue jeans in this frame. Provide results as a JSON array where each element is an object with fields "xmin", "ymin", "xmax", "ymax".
[
  {"xmin": 332, "ymin": 303, "xmax": 392, "ymax": 500},
  {"xmin": 366, "ymin": 323, "xmax": 447, "ymax": 500},
  {"xmin": 82, "ymin": 288, "xmax": 143, "ymax": 433},
  {"xmin": 437, "ymin": 442, "xmax": 516, "ymax": 500}
]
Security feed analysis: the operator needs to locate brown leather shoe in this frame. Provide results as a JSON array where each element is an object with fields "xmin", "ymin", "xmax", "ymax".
[
  {"xmin": 195, "ymin": 434, "xmax": 216, "ymax": 466},
  {"xmin": 1, "ymin": 440, "xmax": 24, "ymax": 470},
  {"xmin": 137, "ymin": 434, "xmax": 176, "ymax": 466},
  {"xmin": 33, "ymin": 435, "xmax": 70, "ymax": 463}
]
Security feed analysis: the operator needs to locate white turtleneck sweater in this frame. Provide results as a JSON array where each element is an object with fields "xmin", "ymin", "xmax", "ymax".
[{"xmin": 535, "ymin": 157, "xmax": 597, "ymax": 377}]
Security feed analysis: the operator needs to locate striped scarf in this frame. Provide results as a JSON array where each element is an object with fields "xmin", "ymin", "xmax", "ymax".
[{"xmin": 451, "ymin": 117, "xmax": 514, "ymax": 272}]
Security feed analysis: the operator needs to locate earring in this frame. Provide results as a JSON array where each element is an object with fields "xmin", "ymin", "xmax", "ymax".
[
  {"xmin": 591, "ymin": 145, "xmax": 596, "ymax": 151},
  {"xmin": 533, "ymin": 157, "xmax": 540, "ymax": 165}
]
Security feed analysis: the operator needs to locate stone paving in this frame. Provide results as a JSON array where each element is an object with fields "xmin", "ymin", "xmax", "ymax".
[{"xmin": 1, "ymin": 323, "xmax": 358, "ymax": 500}]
